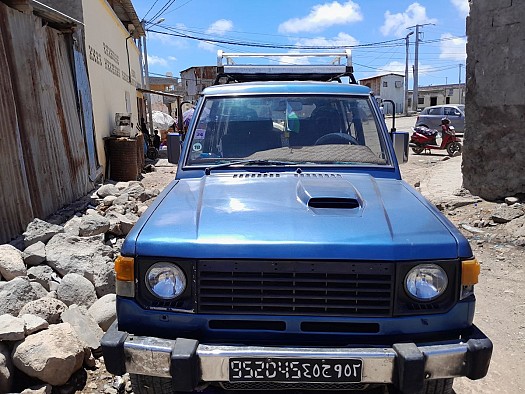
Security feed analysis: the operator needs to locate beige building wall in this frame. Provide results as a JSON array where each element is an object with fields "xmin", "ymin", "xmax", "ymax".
[{"xmin": 82, "ymin": 0, "xmax": 141, "ymax": 169}]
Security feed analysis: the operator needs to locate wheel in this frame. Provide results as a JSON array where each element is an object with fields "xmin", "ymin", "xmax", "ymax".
[
  {"xmin": 422, "ymin": 378, "xmax": 454, "ymax": 394},
  {"xmin": 147, "ymin": 146, "xmax": 159, "ymax": 160},
  {"xmin": 388, "ymin": 378, "xmax": 454, "ymax": 394},
  {"xmin": 411, "ymin": 146, "xmax": 424, "ymax": 154},
  {"xmin": 130, "ymin": 374, "xmax": 178, "ymax": 394},
  {"xmin": 315, "ymin": 132, "xmax": 359, "ymax": 145},
  {"xmin": 446, "ymin": 141, "xmax": 462, "ymax": 157}
]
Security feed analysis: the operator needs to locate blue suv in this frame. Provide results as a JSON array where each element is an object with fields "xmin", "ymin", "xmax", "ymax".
[{"xmin": 101, "ymin": 52, "xmax": 491, "ymax": 394}]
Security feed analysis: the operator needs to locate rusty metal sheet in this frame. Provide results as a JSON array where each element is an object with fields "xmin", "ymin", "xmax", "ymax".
[
  {"xmin": 0, "ymin": 2, "xmax": 34, "ymax": 244},
  {"xmin": 0, "ymin": 1, "xmax": 91, "ymax": 243}
]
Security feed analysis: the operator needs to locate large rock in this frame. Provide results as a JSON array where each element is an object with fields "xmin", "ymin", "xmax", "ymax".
[
  {"xmin": 63, "ymin": 216, "xmax": 82, "ymax": 236},
  {"xmin": 30, "ymin": 282, "xmax": 49, "ymax": 299},
  {"xmin": 491, "ymin": 204, "xmax": 525, "ymax": 224},
  {"xmin": 27, "ymin": 265, "xmax": 58, "ymax": 291},
  {"xmin": 122, "ymin": 182, "xmax": 146, "ymax": 200},
  {"xmin": 88, "ymin": 293, "xmax": 116, "ymax": 331},
  {"xmin": 18, "ymin": 298, "xmax": 68, "ymax": 324},
  {"xmin": 23, "ymin": 218, "xmax": 64, "ymax": 248},
  {"xmin": 106, "ymin": 212, "xmax": 138, "ymax": 236},
  {"xmin": 0, "ymin": 244, "xmax": 27, "ymax": 280},
  {"xmin": 12, "ymin": 323, "xmax": 85, "ymax": 386},
  {"xmin": 96, "ymin": 184, "xmax": 120, "ymax": 198},
  {"xmin": 78, "ymin": 213, "xmax": 110, "ymax": 237},
  {"xmin": 0, "ymin": 314, "xmax": 25, "ymax": 341},
  {"xmin": 0, "ymin": 277, "xmax": 39, "ymax": 316},
  {"xmin": 21, "ymin": 384, "xmax": 52, "ymax": 394},
  {"xmin": 20, "ymin": 314, "xmax": 49, "ymax": 335},
  {"xmin": 61, "ymin": 305, "xmax": 104, "ymax": 350},
  {"xmin": 22, "ymin": 241, "xmax": 46, "ymax": 266},
  {"xmin": 0, "ymin": 342, "xmax": 13, "ymax": 393},
  {"xmin": 57, "ymin": 273, "xmax": 98, "ymax": 308},
  {"xmin": 45, "ymin": 233, "xmax": 115, "ymax": 296}
]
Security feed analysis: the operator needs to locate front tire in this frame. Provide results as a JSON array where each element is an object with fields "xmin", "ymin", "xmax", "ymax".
[
  {"xmin": 411, "ymin": 146, "xmax": 424, "ymax": 154},
  {"xmin": 130, "ymin": 374, "xmax": 177, "ymax": 394},
  {"xmin": 147, "ymin": 146, "xmax": 159, "ymax": 160},
  {"xmin": 389, "ymin": 378, "xmax": 454, "ymax": 394},
  {"xmin": 446, "ymin": 141, "xmax": 462, "ymax": 156}
]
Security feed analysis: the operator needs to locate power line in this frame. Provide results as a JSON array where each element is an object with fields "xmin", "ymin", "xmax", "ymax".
[
  {"xmin": 142, "ymin": 0, "xmax": 161, "ymax": 20},
  {"xmin": 147, "ymin": 0, "xmax": 177, "ymax": 25}
]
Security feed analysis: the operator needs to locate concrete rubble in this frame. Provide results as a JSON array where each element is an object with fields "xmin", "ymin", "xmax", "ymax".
[{"xmin": 0, "ymin": 181, "xmax": 158, "ymax": 392}]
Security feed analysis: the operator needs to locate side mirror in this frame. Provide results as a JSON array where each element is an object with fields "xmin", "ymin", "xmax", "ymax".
[
  {"xmin": 391, "ymin": 132, "xmax": 409, "ymax": 164},
  {"xmin": 167, "ymin": 133, "xmax": 181, "ymax": 164}
]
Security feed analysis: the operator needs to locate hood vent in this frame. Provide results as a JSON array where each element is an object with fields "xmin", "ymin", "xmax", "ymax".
[{"xmin": 308, "ymin": 197, "xmax": 360, "ymax": 209}]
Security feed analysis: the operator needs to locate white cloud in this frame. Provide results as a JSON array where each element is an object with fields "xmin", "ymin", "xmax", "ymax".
[
  {"xmin": 278, "ymin": 1, "xmax": 363, "ymax": 34},
  {"xmin": 381, "ymin": 3, "xmax": 437, "ymax": 37},
  {"xmin": 198, "ymin": 19, "xmax": 234, "ymax": 52},
  {"xmin": 205, "ymin": 19, "xmax": 233, "ymax": 35},
  {"xmin": 149, "ymin": 24, "xmax": 189, "ymax": 48},
  {"xmin": 277, "ymin": 33, "xmax": 359, "ymax": 65},
  {"xmin": 168, "ymin": 56, "xmax": 177, "ymax": 61},
  {"xmin": 379, "ymin": 61, "xmax": 406, "ymax": 74},
  {"xmin": 451, "ymin": 0, "xmax": 469, "ymax": 18},
  {"xmin": 439, "ymin": 33, "xmax": 467, "ymax": 62},
  {"xmin": 147, "ymin": 55, "xmax": 168, "ymax": 66},
  {"xmin": 294, "ymin": 32, "xmax": 359, "ymax": 48}
]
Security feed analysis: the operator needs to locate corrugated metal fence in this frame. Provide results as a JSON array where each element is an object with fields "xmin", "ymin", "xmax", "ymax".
[{"xmin": 0, "ymin": 2, "xmax": 92, "ymax": 244}]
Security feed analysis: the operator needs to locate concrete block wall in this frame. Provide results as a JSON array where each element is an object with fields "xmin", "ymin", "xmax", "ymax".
[{"xmin": 462, "ymin": 0, "xmax": 525, "ymax": 201}]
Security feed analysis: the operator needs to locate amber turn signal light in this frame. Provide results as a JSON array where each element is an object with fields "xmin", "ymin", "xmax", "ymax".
[
  {"xmin": 115, "ymin": 256, "xmax": 134, "ymax": 281},
  {"xmin": 462, "ymin": 259, "xmax": 480, "ymax": 286}
]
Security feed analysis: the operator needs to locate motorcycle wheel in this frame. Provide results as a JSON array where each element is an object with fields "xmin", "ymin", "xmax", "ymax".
[
  {"xmin": 146, "ymin": 146, "xmax": 159, "ymax": 160},
  {"xmin": 411, "ymin": 146, "xmax": 424, "ymax": 155},
  {"xmin": 446, "ymin": 142, "xmax": 462, "ymax": 157}
]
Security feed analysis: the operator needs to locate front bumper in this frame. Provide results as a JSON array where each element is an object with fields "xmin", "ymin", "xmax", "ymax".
[{"xmin": 101, "ymin": 323, "xmax": 492, "ymax": 393}]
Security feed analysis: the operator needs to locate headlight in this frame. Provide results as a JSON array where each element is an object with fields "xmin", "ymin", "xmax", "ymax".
[
  {"xmin": 405, "ymin": 264, "xmax": 448, "ymax": 301},
  {"xmin": 146, "ymin": 263, "xmax": 187, "ymax": 299}
]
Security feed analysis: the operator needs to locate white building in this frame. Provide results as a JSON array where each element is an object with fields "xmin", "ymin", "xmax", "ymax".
[
  {"xmin": 408, "ymin": 83, "xmax": 466, "ymax": 110},
  {"xmin": 359, "ymin": 73, "xmax": 405, "ymax": 114}
]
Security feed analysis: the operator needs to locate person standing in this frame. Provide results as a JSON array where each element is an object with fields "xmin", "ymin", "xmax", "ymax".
[{"xmin": 153, "ymin": 129, "xmax": 161, "ymax": 150}]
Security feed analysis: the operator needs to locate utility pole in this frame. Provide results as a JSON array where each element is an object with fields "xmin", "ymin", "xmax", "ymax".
[
  {"xmin": 458, "ymin": 64, "xmax": 463, "ymax": 104},
  {"xmin": 404, "ymin": 31, "xmax": 414, "ymax": 116},
  {"xmin": 409, "ymin": 23, "xmax": 434, "ymax": 112},
  {"xmin": 142, "ymin": 21, "xmax": 154, "ymax": 135},
  {"xmin": 142, "ymin": 18, "xmax": 165, "ymax": 135}
]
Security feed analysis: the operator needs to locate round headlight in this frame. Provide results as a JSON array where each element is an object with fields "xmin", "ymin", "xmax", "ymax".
[
  {"xmin": 405, "ymin": 264, "xmax": 448, "ymax": 301},
  {"xmin": 146, "ymin": 263, "xmax": 187, "ymax": 299}
]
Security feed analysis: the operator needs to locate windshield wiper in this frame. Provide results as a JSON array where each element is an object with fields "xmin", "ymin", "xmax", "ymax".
[{"xmin": 204, "ymin": 159, "xmax": 295, "ymax": 175}]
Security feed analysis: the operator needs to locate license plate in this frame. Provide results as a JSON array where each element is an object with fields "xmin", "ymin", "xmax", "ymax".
[{"xmin": 229, "ymin": 358, "xmax": 362, "ymax": 382}]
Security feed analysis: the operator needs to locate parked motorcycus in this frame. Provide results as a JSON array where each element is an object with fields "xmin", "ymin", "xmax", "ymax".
[{"xmin": 410, "ymin": 117, "xmax": 462, "ymax": 156}]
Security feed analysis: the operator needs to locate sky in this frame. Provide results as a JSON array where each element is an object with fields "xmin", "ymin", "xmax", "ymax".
[{"xmin": 131, "ymin": 0, "xmax": 469, "ymax": 89}]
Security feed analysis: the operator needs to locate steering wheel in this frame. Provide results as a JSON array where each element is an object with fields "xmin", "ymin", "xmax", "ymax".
[{"xmin": 314, "ymin": 133, "xmax": 359, "ymax": 146}]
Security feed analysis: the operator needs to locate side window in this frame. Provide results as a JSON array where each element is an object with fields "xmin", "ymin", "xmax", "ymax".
[
  {"xmin": 383, "ymin": 81, "xmax": 388, "ymax": 87},
  {"xmin": 428, "ymin": 107, "xmax": 442, "ymax": 116},
  {"xmin": 444, "ymin": 107, "xmax": 461, "ymax": 116}
]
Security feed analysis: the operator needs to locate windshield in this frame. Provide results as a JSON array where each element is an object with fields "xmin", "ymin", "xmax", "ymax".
[{"xmin": 185, "ymin": 95, "xmax": 390, "ymax": 167}]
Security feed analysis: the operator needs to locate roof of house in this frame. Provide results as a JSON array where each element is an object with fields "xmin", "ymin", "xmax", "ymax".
[
  {"xmin": 150, "ymin": 76, "xmax": 179, "ymax": 85},
  {"xmin": 359, "ymin": 73, "xmax": 404, "ymax": 82}
]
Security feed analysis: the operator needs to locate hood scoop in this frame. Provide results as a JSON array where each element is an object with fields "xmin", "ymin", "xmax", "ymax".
[
  {"xmin": 308, "ymin": 197, "xmax": 360, "ymax": 209},
  {"xmin": 296, "ymin": 177, "xmax": 364, "ymax": 211}
]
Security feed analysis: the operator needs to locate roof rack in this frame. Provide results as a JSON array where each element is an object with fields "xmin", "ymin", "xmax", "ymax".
[{"xmin": 214, "ymin": 50, "xmax": 356, "ymax": 85}]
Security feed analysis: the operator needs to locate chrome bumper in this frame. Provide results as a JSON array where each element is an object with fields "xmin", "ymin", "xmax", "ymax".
[{"xmin": 101, "ymin": 324, "xmax": 492, "ymax": 392}]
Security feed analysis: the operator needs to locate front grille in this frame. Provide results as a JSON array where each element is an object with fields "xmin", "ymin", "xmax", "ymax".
[{"xmin": 197, "ymin": 261, "xmax": 394, "ymax": 317}]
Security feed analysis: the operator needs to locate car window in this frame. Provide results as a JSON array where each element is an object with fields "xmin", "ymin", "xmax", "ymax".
[
  {"xmin": 428, "ymin": 107, "xmax": 442, "ymax": 116},
  {"xmin": 444, "ymin": 107, "xmax": 462, "ymax": 116},
  {"xmin": 185, "ymin": 95, "xmax": 389, "ymax": 167}
]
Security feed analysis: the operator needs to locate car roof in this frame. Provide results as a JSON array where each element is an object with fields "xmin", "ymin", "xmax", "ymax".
[
  {"xmin": 424, "ymin": 104, "xmax": 462, "ymax": 109},
  {"xmin": 201, "ymin": 81, "xmax": 372, "ymax": 96}
]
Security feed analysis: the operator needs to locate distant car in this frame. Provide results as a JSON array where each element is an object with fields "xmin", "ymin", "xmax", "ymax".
[{"xmin": 415, "ymin": 104, "xmax": 465, "ymax": 134}]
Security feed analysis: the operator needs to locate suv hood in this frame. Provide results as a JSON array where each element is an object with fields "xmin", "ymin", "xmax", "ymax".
[{"xmin": 129, "ymin": 172, "xmax": 469, "ymax": 260}]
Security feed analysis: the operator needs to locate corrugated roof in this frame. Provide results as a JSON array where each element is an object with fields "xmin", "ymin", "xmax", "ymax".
[
  {"xmin": 32, "ymin": 1, "xmax": 82, "ymax": 27},
  {"xmin": 107, "ymin": 0, "xmax": 145, "ymax": 36}
]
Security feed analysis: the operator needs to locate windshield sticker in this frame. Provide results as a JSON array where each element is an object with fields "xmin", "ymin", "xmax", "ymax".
[
  {"xmin": 192, "ymin": 142, "xmax": 203, "ymax": 152},
  {"xmin": 195, "ymin": 129, "xmax": 206, "ymax": 139}
]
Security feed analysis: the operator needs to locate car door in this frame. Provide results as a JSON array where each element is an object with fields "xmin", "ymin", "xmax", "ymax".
[{"xmin": 426, "ymin": 106, "xmax": 443, "ymax": 129}]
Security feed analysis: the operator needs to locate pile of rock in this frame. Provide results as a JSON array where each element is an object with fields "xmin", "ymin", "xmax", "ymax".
[{"xmin": 0, "ymin": 181, "xmax": 159, "ymax": 392}]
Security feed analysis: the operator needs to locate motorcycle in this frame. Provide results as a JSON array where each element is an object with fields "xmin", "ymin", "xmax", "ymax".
[{"xmin": 409, "ymin": 121, "xmax": 462, "ymax": 157}]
